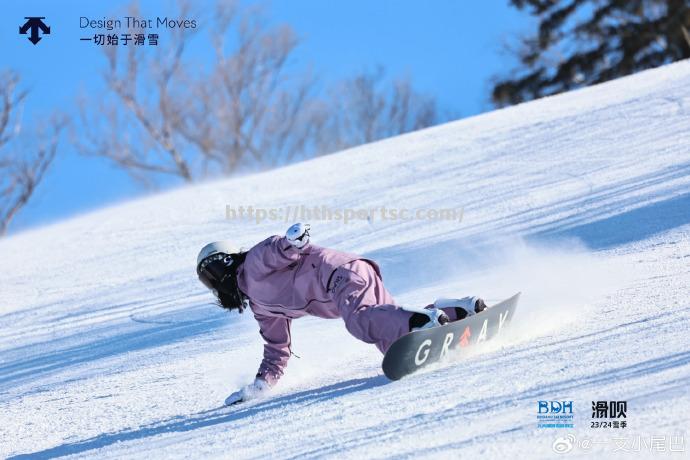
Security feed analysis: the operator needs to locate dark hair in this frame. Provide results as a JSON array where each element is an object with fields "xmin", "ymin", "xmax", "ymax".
[
  {"xmin": 217, "ymin": 251, "xmax": 248, "ymax": 312},
  {"xmin": 199, "ymin": 251, "xmax": 248, "ymax": 313},
  {"xmin": 216, "ymin": 288, "xmax": 246, "ymax": 312}
]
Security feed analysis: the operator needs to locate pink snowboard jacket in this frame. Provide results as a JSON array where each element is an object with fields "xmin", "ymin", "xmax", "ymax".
[{"xmin": 236, "ymin": 235, "xmax": 407, "ymax": 386}]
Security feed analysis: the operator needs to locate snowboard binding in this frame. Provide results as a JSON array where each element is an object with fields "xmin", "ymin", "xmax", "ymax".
[{"xmin": 403, "ymin": 305, "xmax": 450, "ymax": 331}]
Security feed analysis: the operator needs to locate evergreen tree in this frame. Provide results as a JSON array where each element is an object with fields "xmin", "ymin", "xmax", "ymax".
[{"xmin": 493, "ymin": 0, "xmax": 690, "ymax": 106}]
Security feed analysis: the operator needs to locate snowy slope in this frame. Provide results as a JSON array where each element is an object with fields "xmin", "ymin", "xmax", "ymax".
[{"xmin": 1, "ymin": 60, "xmax": 690, "ymax": 459}]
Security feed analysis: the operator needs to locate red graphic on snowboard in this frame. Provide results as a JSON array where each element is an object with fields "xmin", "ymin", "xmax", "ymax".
[{"xmin": 459, "ymin": 326, "xmax": 471, "ymax": 347}]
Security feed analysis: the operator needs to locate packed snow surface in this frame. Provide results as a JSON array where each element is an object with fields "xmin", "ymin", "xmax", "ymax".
[{"xmin": 2, "ymin": 61, "xmax": 690, "ymax": 459}]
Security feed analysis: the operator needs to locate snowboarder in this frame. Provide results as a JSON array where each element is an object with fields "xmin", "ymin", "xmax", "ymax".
[{"xmin": 196, "ymin": 223, "xmax": 486, "ymax": 405}]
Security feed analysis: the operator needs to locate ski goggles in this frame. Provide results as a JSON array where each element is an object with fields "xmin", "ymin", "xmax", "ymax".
[{"xmin": 197, "ymin": 253, "xmax": 234, "ymax": 291}]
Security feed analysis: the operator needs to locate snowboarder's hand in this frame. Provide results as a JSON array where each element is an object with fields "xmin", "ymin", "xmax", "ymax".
[
  {"xmin": 286, "ymin": 223, "xmax": 310, "ymax": 249},
  {"xmin": 224, "ymin": 378, "xmax": 271, "ymax": 406}
]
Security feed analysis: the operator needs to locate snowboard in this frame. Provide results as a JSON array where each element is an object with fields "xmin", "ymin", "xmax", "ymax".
[{"xmin": 382, "ymin": 292, "xmax": 520, "ymax": 380}]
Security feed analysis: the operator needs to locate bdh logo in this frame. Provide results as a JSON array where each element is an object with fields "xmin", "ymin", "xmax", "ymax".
[
  {"xmin": 19, "ymin": 17, "xmax": 50, "ymax": 45},
  {"xmin": 537, "ymin": 400, "xmax": 575, "ymax": 428},
  {"xmin": 539, "ymin": 401, "xmax": 573, "ymax": 414}
]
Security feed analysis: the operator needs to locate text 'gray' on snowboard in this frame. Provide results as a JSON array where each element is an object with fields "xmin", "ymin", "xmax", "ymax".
[{"xmin": 382, "ymin": 293, "xmax": 520, "ymax": 380}]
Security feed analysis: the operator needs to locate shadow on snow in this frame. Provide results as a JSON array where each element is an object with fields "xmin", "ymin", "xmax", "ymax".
[
  {"xmin": 0, "ymin": 303, "xmax": 226, "ymax": 393},
  {"xmin": 531, "ymin": 192, "xmax": 690, "ymax": 250},
  {"xmin": 8, "ymin": 376, "xmax": 389, "ymax": 459}
]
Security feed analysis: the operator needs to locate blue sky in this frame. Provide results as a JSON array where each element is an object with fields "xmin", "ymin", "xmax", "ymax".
[{"xmin": 1, "ymin": 0, "xmax": 530, "ymax": 234}]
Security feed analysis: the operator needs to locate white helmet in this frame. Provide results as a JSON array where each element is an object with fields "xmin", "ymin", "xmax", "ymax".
[
  {"xmin": 196, "ymin": 240, "xmax": 247, "ymax": 312},
  {"xmin": 196, "ymin": 241, "xmax": 238, "ymax": 269}
]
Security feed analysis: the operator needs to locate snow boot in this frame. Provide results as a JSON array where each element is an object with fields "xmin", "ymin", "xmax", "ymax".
[{"xmin": 434, "ymin": 296, "xmax": 487, "ymax": 321}]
